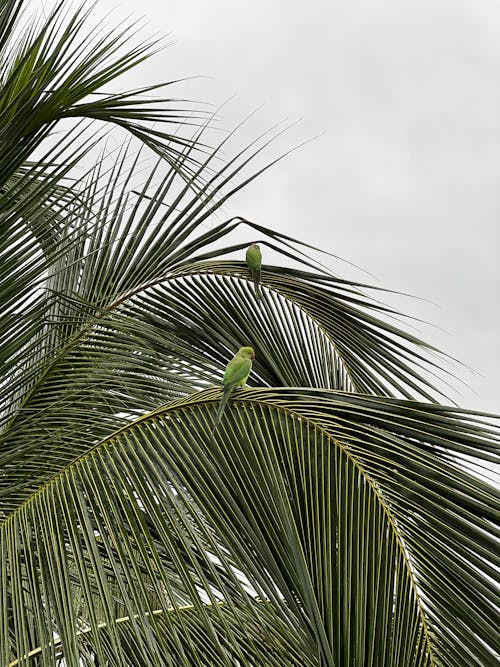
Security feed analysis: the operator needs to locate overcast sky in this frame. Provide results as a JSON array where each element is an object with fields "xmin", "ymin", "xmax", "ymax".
[{"xmin": 40, "ymin": 0, "xmax": 500, "ymax": 413}]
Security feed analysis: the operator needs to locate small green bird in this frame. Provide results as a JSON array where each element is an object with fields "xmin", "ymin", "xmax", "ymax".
[
  {"xmin": 245, "ymin": 243, "xmax": 262, "ymax": 299},
  {"xmin": 213, "ymin": 346, "xmax": 255, "ymax": 430}
]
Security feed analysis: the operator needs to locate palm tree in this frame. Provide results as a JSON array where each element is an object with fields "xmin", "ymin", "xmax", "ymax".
[{"xmin": 1, "ymin": 1, "xmax": 499, "ymax": 665}]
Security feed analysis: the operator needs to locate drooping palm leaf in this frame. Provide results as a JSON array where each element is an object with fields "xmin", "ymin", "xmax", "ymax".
[
  {"xmin": 0, "ymin": 0, "xmax": 202, "ymax": 182},
  {"xmin": 2, "ymin": 390, "xmax": 498, "ymax": 666}
]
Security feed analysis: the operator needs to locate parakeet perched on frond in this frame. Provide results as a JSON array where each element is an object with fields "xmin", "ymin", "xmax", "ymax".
[
  {"xmin": 245, "ymin": 243, "xmax": 262, "ymax": 299},
  {"xmin": 213, "ymin": 346, "xmax": 255, "ymax": 430}
]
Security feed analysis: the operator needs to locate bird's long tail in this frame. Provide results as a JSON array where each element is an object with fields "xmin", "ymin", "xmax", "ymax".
[
  {"xmin": 213, "ymin": 384, "xmax": 233, "ymax": 431},
  {"xmin": 253, "ymin": 269, "xmax": 261, "ymax": 300}
]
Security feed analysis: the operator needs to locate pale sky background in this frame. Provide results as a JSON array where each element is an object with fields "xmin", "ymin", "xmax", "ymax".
[{"xmin": 38, "ymin": 0, "xmax": 500, "ymax": 413}]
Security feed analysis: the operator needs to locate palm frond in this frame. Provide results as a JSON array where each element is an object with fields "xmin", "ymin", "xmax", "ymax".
[
  {"xmin": 0, "ymin": 0, "xmax": 203, "ymax": 183},
  {"xmin": 2, "ymin": 389, "xmax": 498, "ymax": 665},
  {"xmin": 0, "ymin": 0, "xmax": 207, "ymax": 312}
]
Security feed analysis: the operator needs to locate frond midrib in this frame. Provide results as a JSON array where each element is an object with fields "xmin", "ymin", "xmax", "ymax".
[{"xmin": 7, "ymin": 601, "xmax": 228, "ymax": 667}]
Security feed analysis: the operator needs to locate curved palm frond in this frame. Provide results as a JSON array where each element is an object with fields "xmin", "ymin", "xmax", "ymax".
[
  {"xmin": 8, "ymin": 603, "xmax": 315, "ymax": 667},
  {"xmin": 2, "ymin": 389, "xmax": 498, "ymax": 666},
  {"xmin": 134, "ymin": 258, "xmax": 455, "ymax": 399},
  {"xmin": 0, "ymin": 0, "xmax": 203, "ymax": 180}
]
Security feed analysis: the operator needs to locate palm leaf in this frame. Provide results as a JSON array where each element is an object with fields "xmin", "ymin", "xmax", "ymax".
[
  {"xmin": 0, "ymin": 0, "xmax": 206, "ymax": 432},
  {"xmin": 2, "ymin": 390, "xmax": 498, "ymax": 665},
  {"xmin": 0, "ymin": 0, "xmax": 203, "ymax": 182}
]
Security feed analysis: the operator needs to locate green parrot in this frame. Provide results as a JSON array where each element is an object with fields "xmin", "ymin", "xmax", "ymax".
[
  {"xmin": 213, "ymin": 346, "xmax": 255, "ymax": 430},
  {"xmin": 245, "ymin": 243, "xmax": 262, "ymax": 299}
]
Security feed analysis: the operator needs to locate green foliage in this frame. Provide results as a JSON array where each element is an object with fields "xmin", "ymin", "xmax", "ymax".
[{"xmin": 1, "ymin": 1, "xmax": 499, "ymax": 665}]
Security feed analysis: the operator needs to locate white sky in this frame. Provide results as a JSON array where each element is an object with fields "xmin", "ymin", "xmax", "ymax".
[{"xmin": 36, "ymin": 0, "xmax": 500, "ymax": 413}]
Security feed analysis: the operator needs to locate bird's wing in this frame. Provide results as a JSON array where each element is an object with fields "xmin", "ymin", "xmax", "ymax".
[
  {"xmin": 223, "ymin": 356, "xmax": 252, "ymax": 387},
  {"xmin": 246, "ymin": 246, "xmax": 261, "ymax": 271}
]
